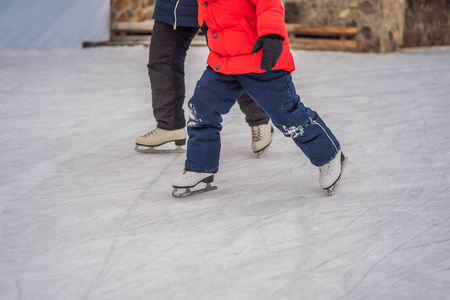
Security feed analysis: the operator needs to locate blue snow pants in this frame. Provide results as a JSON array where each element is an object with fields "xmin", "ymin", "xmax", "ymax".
[{"xmin": 185, "ymin": 66, "xmax": 340, "ymax": 173}]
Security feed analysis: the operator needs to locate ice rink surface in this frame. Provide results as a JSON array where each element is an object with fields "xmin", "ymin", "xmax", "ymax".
[{"xmin": 1, "ymin": 46, "xmax": 450, "ymax": 299}]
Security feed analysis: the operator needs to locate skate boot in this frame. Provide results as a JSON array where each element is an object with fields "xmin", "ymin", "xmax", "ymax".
[
  {"xmin": 135, "ymin": 127, "xmax": 186, "ymax": 153},
  {"xmin": 251, "ymin": 120, "xmax": 274, "ymax": 158},
  {"xmin": 172, "ymin": 171, "xmax": 217, "ymax": 198},
  {"xmin": 319, "ymin": 150, "xmax": 348, "ymax": 196}
]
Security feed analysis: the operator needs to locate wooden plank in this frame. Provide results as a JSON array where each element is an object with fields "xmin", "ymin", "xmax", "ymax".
[
  {"xmin": 110, "ymin": 35, "xmax": 151, "ymax": 44},
  {"xmin": 111, "ymin": 21, "xmax": 155, "ymax": 33},
  {"xmin": 289, "ymin": 37, "xmax": 357, "ymax": 51},
  {"xmin": 110, "ymin": 22, "xmax": 357, "ymax": 39},
  {"xmin": 285, "ymin": 24, "xmax": 357, "ymax": 37},
  {"xmin": 109, "ymin": 34, "xmax": 206, "ymax": 46},
  {"xmin": 111, "ymin": 22, "xmax": 357, "ymax": 37},
  {"xmin": 83, "ymin": 41, "xmax": 139, "ymax": 48},
  {"xmin": 107, "ymin": 22, "xmax": 357, "ymax": 51}
]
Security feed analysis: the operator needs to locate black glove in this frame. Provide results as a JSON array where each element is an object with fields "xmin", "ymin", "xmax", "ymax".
[{"xmin": 251, "ymin": 34, "xmax": 284, "ymax": 71}]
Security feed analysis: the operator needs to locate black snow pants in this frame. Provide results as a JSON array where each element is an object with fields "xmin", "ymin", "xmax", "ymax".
[{"xmin": 147, "ymin": 21, "xmax": 269, "ymax": 130}]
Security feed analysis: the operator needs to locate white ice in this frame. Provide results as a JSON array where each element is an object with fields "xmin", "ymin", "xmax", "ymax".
[{"xmin": 1, "ymin": 46, "xmax": 450, "ymax": 299}]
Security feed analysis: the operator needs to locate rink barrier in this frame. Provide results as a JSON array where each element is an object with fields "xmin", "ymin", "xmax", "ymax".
[
  {"xmin": 83, "ymin": 21, "xmax": 205, "ymax": 48},
  {"xmin": 285, "ymin": 24, "xmax": 358, "ymax": 52},
  {"xmin": 83, "ymin": 22, "xmax": 357, "ymax": 51}
]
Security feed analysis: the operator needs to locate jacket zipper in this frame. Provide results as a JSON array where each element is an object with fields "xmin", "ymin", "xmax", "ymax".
[{"xmin": 173, "ymin": 0, "xmax": 181, "ymax": 30}]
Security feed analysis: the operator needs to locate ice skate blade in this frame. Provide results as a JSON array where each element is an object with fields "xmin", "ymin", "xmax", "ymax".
[
  {"xmin": 134, "ymin": 145, "xmax": 186, "ymax": 153},
  {"xmin": 172, "ymin": 183, "xmax": 217, "ymax": 198},
  {"xmin": 254, "ymin": 143, "xmax": 272, "ymax": 159},
  {"xmin": 325, "ymin": 155, "xmax": 348, "ymax": 196},
  {"xmin": 256, "ymin": 147, "xmax": 269, "ymax": 159}
]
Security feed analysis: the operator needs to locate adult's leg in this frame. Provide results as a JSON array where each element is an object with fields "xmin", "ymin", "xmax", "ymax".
[
  {"xmin": 185, "ymin": 67, "xmax": 244, "ymax": 173},
  {"xmin": 236, "ymin": 92, "xmax": 270, "ymax": 126},
  {"xmin": 237, "ymin": 70, "xmax": 340, "ymax": 166},
  {"xmin": 147, "ymin": 21, "xmax": 198, "ymax": 130}
]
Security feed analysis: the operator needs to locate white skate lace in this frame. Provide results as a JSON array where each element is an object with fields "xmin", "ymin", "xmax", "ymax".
[
  {"xmin": 143, "ymin": 128, "xmax": 161, "ymax": 137},
  {"xmin": 319, "ymin": 162, "xmax": 333, "ymax": 176},
  {"xmin": 252, "ymin": 125, "xmax": 263, "ymax": 141}
]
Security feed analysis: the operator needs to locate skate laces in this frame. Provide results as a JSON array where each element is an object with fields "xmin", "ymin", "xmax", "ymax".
[
  {"xmin": 252, "ymin": 125, "xmax": 263, "ymax": 141},
  {"xmin": 143, "ymin": 128, "xmax": 161, "ymax": 137},
  {"xmin": 182, "ymin": 170, "xmax": 194, "ymax": 178},
  {"xmin": 319, "ymin": 161, "xmax": 333, "ymax": 176}
]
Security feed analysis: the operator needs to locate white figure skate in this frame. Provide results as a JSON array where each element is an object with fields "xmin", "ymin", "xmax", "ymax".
[
  {"xmin": 319, "ymin": 150, "xmax": 348, "ymax": 196},
  {"xmin": 251, "ymin": 120, "xmax": 274, "ymax": 158},
  {"xmin": 172, "ymin": 171, "xmax": 217, "ymax": 198},
  {"xmin": 135, "ymin": 127, "xmax": 186, "ymax": 153}
]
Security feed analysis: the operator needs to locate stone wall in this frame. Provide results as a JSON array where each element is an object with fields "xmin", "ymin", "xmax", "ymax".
[
  {"xmin": 285, "ymin": 0, "xmax": 405, "ymax": 52},
  {"xmin": 403, "ymin": 0, "xmax": 450, "ymax": 47},
  {"xmin": 110, "ymin": 0, "xmax": 450, "ymax": 51},
  {"xmin": 111, "ymin": 0, "xmax": 155, "ymax": 22}
]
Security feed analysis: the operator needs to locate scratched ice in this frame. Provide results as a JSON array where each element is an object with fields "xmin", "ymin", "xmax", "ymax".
[{"xmin": 1, "ymin": 46, "xmax": 450, "ymax": 300}]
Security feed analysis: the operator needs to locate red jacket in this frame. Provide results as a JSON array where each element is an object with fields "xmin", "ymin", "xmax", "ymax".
[{"xmin": 197, "ymin": 0, "xmax": 295, "ymax": 75}]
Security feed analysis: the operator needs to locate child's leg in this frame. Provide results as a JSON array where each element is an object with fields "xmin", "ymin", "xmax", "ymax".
[
  {"xmin": 237, "ymin": 70, "xmax": 340, "ymax": 166},
  {"xmin": 185, "ymin": 67, "xmax": 243, "ymax": 173}
]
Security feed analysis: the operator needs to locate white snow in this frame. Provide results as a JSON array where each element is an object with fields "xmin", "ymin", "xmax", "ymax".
[
  {"xmin": 1, "ymin": 45, "xmax": 450, "ymax": 299},
  {"xmin": 187, "ymin": 102, "xmax": 202, "ymax": 128},
  {"xmin": 0, "ymin": 0, "xmax": 109, "ymax": 50},
  {"xmin": 281, "ymin": 124, "xmax": 305, "ymax": 138}
]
